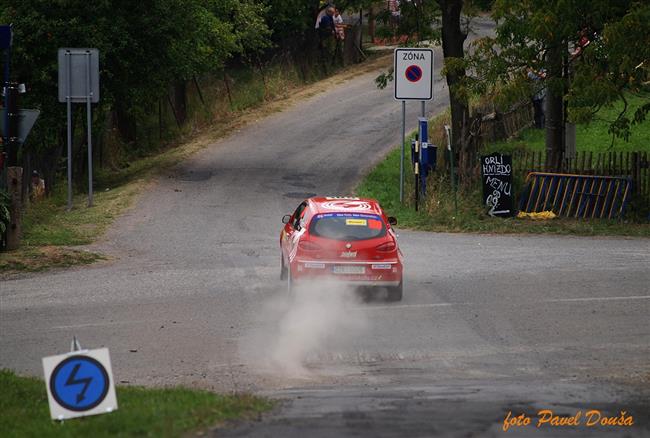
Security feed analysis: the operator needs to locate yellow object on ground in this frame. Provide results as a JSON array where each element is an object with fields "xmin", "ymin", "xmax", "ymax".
[{"xmin": 517, "ymin": 211, "xmax": 557, "ymax": 220}]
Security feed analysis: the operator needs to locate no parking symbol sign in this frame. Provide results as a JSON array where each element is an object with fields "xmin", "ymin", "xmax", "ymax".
[{"xmin": 42, "ymin": 348, "xmax": 118, "ymax": 420}]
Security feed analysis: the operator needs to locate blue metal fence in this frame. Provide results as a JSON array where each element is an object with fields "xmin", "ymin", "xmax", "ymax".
[{"xmin": 518, "ymin": 172, "xmax": 633, "ymax": 219}]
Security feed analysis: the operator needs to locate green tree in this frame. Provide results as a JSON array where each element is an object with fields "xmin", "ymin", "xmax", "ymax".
[
  {"xmin": 0, "ymin": 0, "xmax": 262, "ymax": 190},
  {"xmin": 219, "ymin": 0, "xmax": 272, "ymax": 57},
  {"xmin": 469, "ymin": 0, "xmax": 650, "ymax": 169},
  {"xmin": 438, "ymin": 0, "xmax": 471, "ymax": 176},
  {"xmin": 262, "ymin": 0, "xmax": 320, "ymax": 50}
]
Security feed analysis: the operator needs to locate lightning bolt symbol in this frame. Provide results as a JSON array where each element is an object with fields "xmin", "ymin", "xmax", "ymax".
[{"xmin": 65, "ymin": 363, "xmax": 93, "ymax": 404}]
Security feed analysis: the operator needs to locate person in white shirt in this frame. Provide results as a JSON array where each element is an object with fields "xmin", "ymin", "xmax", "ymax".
[{"xmin": 333, "ymin": 8, "xmax": 345, "ymax": 40}]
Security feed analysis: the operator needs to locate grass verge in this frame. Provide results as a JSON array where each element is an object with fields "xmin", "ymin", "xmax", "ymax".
[
  {"xmin": 0, "ymin": 369, "xmax": 272, "ymax": 438},
  {"xmin": 0, "ymin": 180, "xmax": 140, "ymax": 278},
  {"xmin": 0, "ymin": 54, "xmax": 393, "ymax": 276},
  {"xmin": 487, "ymin": 93, "xmax": 650, "ymax": 154},
  {"xmin": 356, "ymin": 113, "xmax": 650, "ymax": 237},
  {"xmin": 0, "ymin": 247, "xmax": 104, "ymax": 278}
]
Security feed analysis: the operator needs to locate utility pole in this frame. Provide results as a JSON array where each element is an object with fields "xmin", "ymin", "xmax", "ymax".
[
  {"xmin": 5, "ymin": 82, "xmax": 19, "ymax": 166},
  {"xmin": 2, "ymin": 25, "xmax": 35, "ymax": 251},
  {"xmin": 5, "ymin": 82, "xmax": 23, "ymax": 250},
  {"xmin": 2, "ymin": 25, "xmax": 24, "ymax": 250}
]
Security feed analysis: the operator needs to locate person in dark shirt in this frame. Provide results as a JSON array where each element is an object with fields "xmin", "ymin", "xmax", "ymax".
[
  {"xmin": 318, "ymin": 7, "xmax": 335, "ymax": 38},
  {"xmin": 527, "ymin": 68, "xmax": 547, "ymax": 129}
]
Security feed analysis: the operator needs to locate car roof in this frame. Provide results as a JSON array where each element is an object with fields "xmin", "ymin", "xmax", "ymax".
[{"xmin": 308, "ymin": 196, "xmax": 384, "ymax": 216}]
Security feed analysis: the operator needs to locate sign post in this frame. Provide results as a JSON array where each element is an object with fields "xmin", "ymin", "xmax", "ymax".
[
  {"xmin": 1, "ymin": 106, "xmax": 41, "ymax": 248},
  {"xmin": 42, "ymin": 347, "xmax": 118, "ymax": 420},
  {"xmin": 400, "ymin": 101, "xmax": 406, "ymax": 202},
  {"xmin": 444, "ymin": 125, "xmax": 458, "ymax": 218},
  {"xmin": 85, "ymin": 51, "xmax": 94, "ymax": 206},
  {"xmin": 1, "ymin": 25, "xmax": 12, "ymax": 159},
  {"xmin": 58, "ymin": 48, "xmax": 99, "ymax": 210},
  {"xmin": 1, "ymin": 25, "xmax": 36, "ymax": 250},
  {"xmin": 394, "ymin": 48, "xmax": 434, "ymax": 203}
]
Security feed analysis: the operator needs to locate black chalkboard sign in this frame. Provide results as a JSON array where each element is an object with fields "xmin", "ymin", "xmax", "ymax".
[{"xmin": 481, "ymin": 153, "xmax": 513, "ymax": 217}]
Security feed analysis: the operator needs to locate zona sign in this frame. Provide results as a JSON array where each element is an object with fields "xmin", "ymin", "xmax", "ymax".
[{"xmin": 394, "ymin": 48, "xmax": 434, "ymax": 101}]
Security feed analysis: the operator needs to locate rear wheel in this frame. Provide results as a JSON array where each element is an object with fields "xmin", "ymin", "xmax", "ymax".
[
  {"xmin": 387, "ymin": 282, "xmax": 403, "ymax": 302},
  {"xmin": 287, "ymin": 266, "xmax": 294, "ymax": 297},
  {"xmin": 280, "ymin": 255, "xmax": 287, "ymax": 280}
]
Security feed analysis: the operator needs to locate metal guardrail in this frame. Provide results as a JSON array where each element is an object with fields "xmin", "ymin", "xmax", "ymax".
[{"xmin": 518, "ymin": 172, "xmax": 632, "ymax": 219}]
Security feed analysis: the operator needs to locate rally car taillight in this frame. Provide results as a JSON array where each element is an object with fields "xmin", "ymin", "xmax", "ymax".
[
  {"xmin": 299, "ymin": 241, "xmax": 322, "ymax": 251},
  {"xmin": 376, "ymin": 241, "xmax": 396, "ymax": 252}
]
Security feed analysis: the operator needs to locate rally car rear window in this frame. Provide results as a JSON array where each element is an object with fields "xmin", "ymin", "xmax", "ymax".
[{"xmin": 309, "ymin": 213, "xmax": 386, "ymax": 241}]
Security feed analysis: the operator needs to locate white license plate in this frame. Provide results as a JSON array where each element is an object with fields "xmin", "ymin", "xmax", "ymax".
[{"xmin": 332, "ymin": 265, "xmax": 365, "ymax": 275}]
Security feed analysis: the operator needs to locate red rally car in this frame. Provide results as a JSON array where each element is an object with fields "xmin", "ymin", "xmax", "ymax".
[{"xmin": 280, "ymin": 196, "xmax": 403, "ymax": 301}]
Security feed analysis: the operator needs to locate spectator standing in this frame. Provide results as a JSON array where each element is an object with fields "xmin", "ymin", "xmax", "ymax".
[
  {"xmin": 30, "ymin": 170, "xmax": 45, "ymax": 202},
  {"xmin": 389, "ymin": 0, "xmax": 401, "ymax": 26},
  {"xmin": 527, "ymin": 68, "xmax": 547, "ymax": 129},
  {"xmin": 333, "ymin": 8, "xmax": 345, "ymax": 40},
  {"xmin": 318, "ymin": 6, "xmax": 336, "ymax": 38}
]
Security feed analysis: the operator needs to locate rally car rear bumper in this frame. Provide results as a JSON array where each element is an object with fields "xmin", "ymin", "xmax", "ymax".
[{"xmin": 291, "ymin": 259, "xmax": 402, "ymax": 286}]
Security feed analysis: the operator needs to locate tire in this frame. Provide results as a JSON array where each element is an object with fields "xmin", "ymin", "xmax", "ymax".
[
  {"xmin": 287, "ymin": 266, "xmax": 294, "ymax": 297},
  {"xmin": 280, "ymin": 255, "xmax": 287, "ymax": 281},
  {"xmin": 387, "ymin": 282, "xmax": 403, "ymax": 302}
]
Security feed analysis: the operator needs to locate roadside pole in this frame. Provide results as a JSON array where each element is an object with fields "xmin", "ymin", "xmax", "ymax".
[
  {"xmin": 85, "ymin": 51, "xmax": 93, "ymax": 207},
  {"xmin": 5, "ymin": 166, "xmax": 21, "ymax": 249},
  {"xmin": 400, "ymin": 101, "xmax": 405, "ymax": 203},
  {"xmin": 65, "ymin": 51, "xmax": 72, "ymax": 210},
  {"xmin": 2, "ymin": 27, "xmax": 40, "ymax": 250},
  {"xmin": 2, "ymin": 25, "xmax": 10, "ymax": 163},
  {"xmin": 414, "ymin": 137, "xmax": 419, "ymax": 211},
  {"xmin": 1, "ymin": 25, "xmax": 21, "ymax": 250},
  {"xmin": 445, "ymin": 124, "xmax": 458, "ymax": 218}
]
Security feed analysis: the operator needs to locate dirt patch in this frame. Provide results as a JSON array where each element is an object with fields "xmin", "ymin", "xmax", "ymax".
[{"xmin": 0, "ymin": 246, "xmax": 105, "ymax": 280}]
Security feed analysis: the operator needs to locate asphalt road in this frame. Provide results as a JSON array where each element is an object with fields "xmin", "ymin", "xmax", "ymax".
[{"xmin": 2, "ymin": 18, "xmax": 649, "ymax": 437}]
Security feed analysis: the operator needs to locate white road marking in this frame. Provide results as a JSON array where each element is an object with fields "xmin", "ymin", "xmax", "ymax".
[
  {"xmin": 51, "ymin": 320, "xmax": 153, "ymax": 330},
  {"xmin": 365, "ymin": 295, "xmax": 650, "ymax": 311},
  {"xmin": 365, "ymin": 302, "xmax": 468, "ymax": 311},
  {"xmin": 543, "ymin": 295, "xmax": 650, "ymax": 303}
]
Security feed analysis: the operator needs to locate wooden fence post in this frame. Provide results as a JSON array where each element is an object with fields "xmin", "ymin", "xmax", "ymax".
[
  {"xmin": 643, "ymin": 152, "xmax": 650, "ymax": 198},
  {"xmin": 6, "ymin": 167, "xmax": 23, "ymax": 250},
  {"xmin": 631, "ymin": 152, "xmax": 640, "ymax": 194}
]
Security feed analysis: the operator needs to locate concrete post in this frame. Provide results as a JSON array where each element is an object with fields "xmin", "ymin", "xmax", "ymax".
[{"xmin": 6, "ymin": 166, "xmax": 22, "ymax": 250}]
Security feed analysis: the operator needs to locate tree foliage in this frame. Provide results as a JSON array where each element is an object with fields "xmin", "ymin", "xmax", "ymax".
[
  {"xmin": 469, "ymin": 0, "xmax": 650, "ymax": 145},
  {"xmin": 261, "ymin": 0, "xmax": 320, "ymax": 48},
  {"xmin": 0, "ymin": 0, "xmax": 272, "ymax": 188},
  {"xmin": 1, "ymin": 0, "xmax": 270, "ymax": 113}
]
